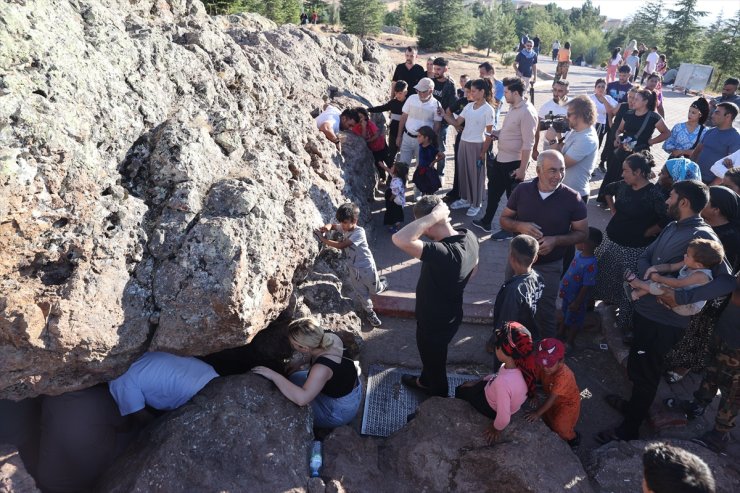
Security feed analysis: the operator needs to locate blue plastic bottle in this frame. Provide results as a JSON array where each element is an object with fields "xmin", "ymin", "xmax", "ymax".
[{"xmin": 309, "ymin": 440, "xmax": 322, "ymax": 477}]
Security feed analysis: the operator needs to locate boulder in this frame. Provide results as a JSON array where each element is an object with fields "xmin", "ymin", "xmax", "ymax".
[
  {"xmin": 322, "ymin": 398, "xmax": 594, "ymax": 493},
  {"xmin": 0, "ymin": 445, "xmax": 40, "ymax": 493},
  {"xmin": 587, "ymin": 439, "xmax": 740, "ymax": 492},
  {"xmin": 0, "ymin": 1, "xmax": 391, "ymax": 399},
  {"xmin": 97, "ymin": 374, "xmax": 314, "ymax": 493}
]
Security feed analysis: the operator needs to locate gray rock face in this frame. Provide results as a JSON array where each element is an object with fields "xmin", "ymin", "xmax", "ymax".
[
  {"xmin": 0, "ymin": 1, "xmax": 390, "ymax": 399},
  {"xmin": 0, "ymin": 445, "xmax": 40, "ymax": 493},
  {"xmin": 587, "ymin": 439, "xmax": 740, "ymax": 493},
  {"xmin": 97, "ymin": 374, "xmax": 314, "ymax": 493},
  {"xmin": 323, "ymin": 398, "xmax": 594, "ymax": 493}
]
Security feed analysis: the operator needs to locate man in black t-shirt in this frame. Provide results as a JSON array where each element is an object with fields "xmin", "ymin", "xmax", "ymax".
[
  {"xmin": 432, "ymin": 57, "xmax": 457, "ymax": 176},
  {"xmin": 391, "ymin": 46, "xmax": 426, "ymax": 98},
  {"xmin": 392, "ymin": 196, "xmax": 479, "ymax": 397}
]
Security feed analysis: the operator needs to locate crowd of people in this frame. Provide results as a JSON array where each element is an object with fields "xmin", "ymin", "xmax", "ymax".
[
  {"xmin": 313, "ymin": 44, "xmax": 740, "ymax": 458},
  {"xmin": 4, "ymin": 42, "xmax": 738, "ymax": 493}
]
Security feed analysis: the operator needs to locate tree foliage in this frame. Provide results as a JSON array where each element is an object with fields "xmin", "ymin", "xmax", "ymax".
[
  {"xmin": 340, "ymin": 0, "xmax": 385, "ymax": 37},
  {"xmin": 202, "ymin": 0, "xmax": 302, "ymax": 23},
  {"xmin": 385, "ymin": 0, "xmax": 418, "ymax": 36},
  {"xmin": 664, "ymin": 0, "xmax": 707, "ymax": 63},
  {"xmin": 416, "ymin": 0, "xmax": 472, "ymax": 51},
  {"xmin": 703, "ymin": 9, "xmax": 740, "ymax": 89},
  {"xmin": 471, "ymin": 7, "xmax": 497, "ymax": 56}
]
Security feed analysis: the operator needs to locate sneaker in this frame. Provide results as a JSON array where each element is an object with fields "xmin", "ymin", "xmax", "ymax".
[
  {"xmin": 367, "ymin": 310, "xmax": 382, "ymax": 327},
  {"xmin": 376, "ymin": 277, "xmax": 388, "ymax": 294},
  {"xmin": 449, "ymin": 199, "xmax": 471, "ymax": 210},
  {"xmin": 472, "ymin": 219, "xmax": 492, "ymax": 233},
  {"xmin": 465, "ymin": 206, "xmax": 481, "ymax": 217},
  {"xmin": 691, "ymin": 429, "xmax": 730, "ymax": 454},
  {"xmin": 490, "ymin": 229, "xmax": 513, "ymax": 241},
  {"xmin": 664, "ymin": 398, "xmax": 707, "ymax": 420}
]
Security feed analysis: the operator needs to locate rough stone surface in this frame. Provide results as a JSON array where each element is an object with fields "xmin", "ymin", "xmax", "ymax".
[
  {"xmin": 322, "ymin": 398, "xmax": 594, "ymax": 493},
  {"xmin": 0, "ymin": 445, "xmax": 39, "ymax": 493},
  {"xmin": 0, "ymin": 1, "xmax": 390, "ymax": 399},
  {"xmin": 587, "ymin": 439, "xmax": 740, "ymax": 493},
  {"xmin": 97, "ymin": 374, "xmax": 314, "ymax": 493}
]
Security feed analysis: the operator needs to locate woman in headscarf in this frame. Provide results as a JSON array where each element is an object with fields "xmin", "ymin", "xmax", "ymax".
[
  {"xmin": 657, "ymin": 157, "xmax": 703, "ymax": 194},
  {"xmin": 455, "ymin": 321, "xmax": 535, "ymax": 444},
  {"xmin": 594, "ymin": 152, "xmax": 670, "ymax": 335},
  {"xmin": 663, "ymin": 186, "xmax": 740, "ymax": 383},
  {"xmin": 663, "ymin": 98, "xmax": 709, "ymax": 158}
]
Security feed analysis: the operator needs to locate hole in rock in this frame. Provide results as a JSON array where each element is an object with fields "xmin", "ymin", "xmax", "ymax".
[
  {"xmin": 52, "ymin": 218, "xmax": 69, "ymax": 228},
  {"xmin": 32, "ymin": 89, "xmax": 47, "ymax": 98}
]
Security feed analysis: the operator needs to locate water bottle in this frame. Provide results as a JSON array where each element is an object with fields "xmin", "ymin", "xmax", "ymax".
[{"xmin": 309, "ymin": 440, "xmax": 322, "ymax": 478}]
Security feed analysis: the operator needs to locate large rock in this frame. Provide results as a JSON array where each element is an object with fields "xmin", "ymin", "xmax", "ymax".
[
  {"xmin": 322, "ymin": 398, "xmax": 594, "ymax": 493},
  {"xmin": 0, "ymin": 444, "xmax": 39, "ymax": 493},
  {"xmin": 0, "ymin": 2, "xmax": 391, "ymax": 399},
  {"xmin": 97, "ymin": 374, "xmax": 314, "ymax": 493},
  {"xmin": 587, "ymin": 439, "xmax": 740, "ymax": 493}
]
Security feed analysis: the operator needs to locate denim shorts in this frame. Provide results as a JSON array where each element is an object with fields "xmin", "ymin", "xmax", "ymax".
[{"xmin": 289, "ymin": 370, "xmax": 363, "ymax": 428}]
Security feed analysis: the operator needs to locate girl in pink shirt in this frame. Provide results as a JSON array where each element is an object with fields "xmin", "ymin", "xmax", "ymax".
[{"xmin": 455, "ymin": 321, "xmax": 536, "ymax": 444}]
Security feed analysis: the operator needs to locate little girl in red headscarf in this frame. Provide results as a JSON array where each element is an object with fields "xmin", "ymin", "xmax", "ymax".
[{"xmin": 455, "ymin": 321, "xmax": 536, "ymax": 444}]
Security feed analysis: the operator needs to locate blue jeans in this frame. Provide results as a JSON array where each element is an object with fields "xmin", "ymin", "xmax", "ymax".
[
  {"xmin": 437, "ymin": 124, "xmax": 449, "ymax": 175},
  {"xmin": 289, "ymin": 370, "xmax": 362, "ymax": 428}
]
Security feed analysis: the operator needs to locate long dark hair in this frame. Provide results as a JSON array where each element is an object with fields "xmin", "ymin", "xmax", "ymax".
[
  {"xmin": 634, "ymin": 88, "xmax": 657, "ymax": 112},
  {"xmin": 624, "ymin": 151, "xmax": 655, "ymax": 177},
  {"xmin": 417, "ymin": 126, "xmax": 437, "ymax": 148},
  {"xmin": 471, "ymin": 78, "xmax": 493, "ymax": 105},
  {"xmin": 611, "ymin": 48, "xmax": 621, "ymax": 60}
]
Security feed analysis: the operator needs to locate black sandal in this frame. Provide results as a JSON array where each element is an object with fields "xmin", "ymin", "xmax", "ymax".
[{"xmin": 401, "ymin": 374, "xmax": 429, "ymax": 391}]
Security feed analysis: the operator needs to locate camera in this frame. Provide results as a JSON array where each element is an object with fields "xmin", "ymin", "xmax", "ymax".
[
  {"xmin": 539, "ymin": 111, "xmax": 570, "ymax": 133},
  {"xmin": 618, "ymin": 134, "xmax": 636, "ymax": 152}
]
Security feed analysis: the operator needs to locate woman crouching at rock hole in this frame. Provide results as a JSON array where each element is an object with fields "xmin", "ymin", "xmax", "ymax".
[{"xmin": 252, "ymin": 318, "xmax": 362, "ymax": 431}]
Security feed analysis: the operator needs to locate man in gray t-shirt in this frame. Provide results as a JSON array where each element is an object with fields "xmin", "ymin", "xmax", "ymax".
[{"xmin": 550, "ymin": 96, "xmax": 599, "ymax": 202}]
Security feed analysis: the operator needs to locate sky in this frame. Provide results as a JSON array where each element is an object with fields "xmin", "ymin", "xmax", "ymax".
[{"xmin": 525, "ymin": 0, "xmax": 738, "ymax": 23}]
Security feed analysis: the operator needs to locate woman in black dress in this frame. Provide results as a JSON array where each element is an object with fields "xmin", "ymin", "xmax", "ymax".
[
  {"xmin": 664, "ymin": 186, "xmax": 740, "ymax": 382},
  {"xmin": 597, "ymin": 88, "xmax": 670, "ymax": 203},
  {"xmin": 594, "ymin": 152, "xmax": 670, "ymax": 333}
]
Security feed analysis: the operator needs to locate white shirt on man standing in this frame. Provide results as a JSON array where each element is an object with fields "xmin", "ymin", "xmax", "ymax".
[{"xmin": 397, "ymin": 77, "xmax": 443, "ymax": 164}]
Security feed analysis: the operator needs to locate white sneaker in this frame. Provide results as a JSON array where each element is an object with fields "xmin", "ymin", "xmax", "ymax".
[
  {"xmin": 449, "ymin": 199, "xmax": 470, "ymax": 210},
  {"xmin": 466, "ymin": 206, "xmax": 481, "ymax": 216}
]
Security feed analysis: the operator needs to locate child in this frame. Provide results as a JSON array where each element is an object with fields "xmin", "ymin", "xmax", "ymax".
[
  {"xmin": 626, "ymin": 238, "xmax": 724, "ymax": 316},
  {"xmin": 558, "ymin": 227, "xmax": 602, "ymax": 347},
  {"xmin": 485, "ymin": 235, "xmax": 543, "ymax": 353},
  {"xmin": 411, "ymin": 126, "xmax": 444, "ymax": 200},
  {"xmin": 383, "ymin": 161, "xmax": 409, "ymax": 233},
  {"xmin": 353, "ymin": 107, "xmax": 392, "ymax": 182},
  {"xmin": 314, "ymin": 203, "xmax": 387, "ymax": 327},
  {"xmin": 625, "ymin": 50, "xmax": 640, "ymax": 82},
  {"xmin": 368, "ymin": 81, "xmax": 408, "ymax": 163},
  {"xmin": 525, "ymin": 338, "xmax": 581, "ymax": 449},
  {"xmin": 455, "ymin": 321, "xmax": 536, "ymax": 444}
]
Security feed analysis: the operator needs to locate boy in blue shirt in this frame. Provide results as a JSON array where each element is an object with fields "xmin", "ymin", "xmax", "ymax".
[{"xmin": 558, "ymin": 227, "xmax": 602, "ymax": 348}]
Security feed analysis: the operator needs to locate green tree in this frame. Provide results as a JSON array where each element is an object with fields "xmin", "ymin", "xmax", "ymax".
[
  {"xmin": 471, "ymin": 1, "xmax": 485, "ymax": 18},
  {"xmin": 472, "ymin": 7, "xmax": 496, "ymax": 56},
  {"xmin": 621, "ymin": 1, "xmax": 665, "ymax": 50},
  {"xmin": 569, "ymin": 0, "xmax": 604, "ymax": 32},
  {"xmin": 202, "ymin": 0, "xmax": 301, "ymax": 23},
  {"xmin": 493, "ymin": 5, "xmax": 518, "ymax": 61},
  {"xmin": 704, "ymin": 9, "xmax": 740, "ymax": 89},
  {"xmin": 384, "ymin": 0, "xmax": 416, "ymax": 35},
  {"xmin": 340, "ymin": 0, "xmax": 385, "ymax": 36},
  {"xmin": 416, "ymin": 0, "xmax": 472, "ymax": 51},
  {"xmin": 664, "ymin": 0, "xmax": 707, "ymax": 63}
]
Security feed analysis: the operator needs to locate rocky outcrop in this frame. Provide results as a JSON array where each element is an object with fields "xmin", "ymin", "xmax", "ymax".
[
  {"xmin": 588, "ymin": 439, "xmax": 740, "ymax": 492},
  {"xmin": 0, "ymin": 445, "xmax": 39, "ymax": 493},
  {"xmin": 0, "ymin": 2, "xmax": 390, "ymax": 399},
  {"xmin": 97, "ymin": 374, "xmax": 314, "ymax": 493},
  {"xmin": 323, "ymin": 397, "xmax": 594, "ymax": 493}
]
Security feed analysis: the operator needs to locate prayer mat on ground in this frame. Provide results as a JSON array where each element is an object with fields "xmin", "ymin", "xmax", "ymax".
[{"xmin": 361, "ymin": 364, "xmax": 478, "ymax": 437}]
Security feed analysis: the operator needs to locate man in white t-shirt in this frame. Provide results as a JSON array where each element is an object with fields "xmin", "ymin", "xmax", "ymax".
[
  {"xmin": 109, "ymin": 351, "xmax": 219, "ymax": 422},
  {"xmin": 396, "ymin": 77, "xmax": 443, "ymax": 164},
  {"xmin": 710, "ymin": 148, "xmax": 740, "ymax": 183},
  {"xmin": 641, "ymin": 46, "xmax": 659, "ymax": 83},
  {"xmin": 533, "ymin": 79, "xmax": 569, "ymax": 159}
]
